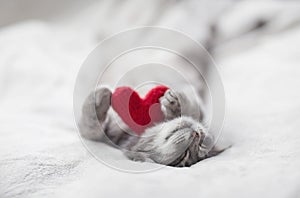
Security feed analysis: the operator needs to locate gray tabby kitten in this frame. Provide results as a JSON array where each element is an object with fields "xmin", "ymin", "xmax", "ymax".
[{"xmin": 79, "ymin": 86, "xmax": 223, "ymax": 167}]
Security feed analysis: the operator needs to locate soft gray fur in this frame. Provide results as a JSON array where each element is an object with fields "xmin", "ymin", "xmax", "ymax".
[{"xmin": 79, "ymin": 86, "xmax": 222, "ymax": 167}]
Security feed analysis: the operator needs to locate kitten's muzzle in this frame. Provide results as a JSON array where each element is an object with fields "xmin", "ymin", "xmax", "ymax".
[
  {"xmin": 191, "ymin": 131, "xmax": 213, "ymax": 149},
  {"xmin": 200, "ymin": 133, "xmax": 214, "ymax": 149},
  {"xmin": 192, "ymin": 131, "xmax": 199, "ymax": 138}
]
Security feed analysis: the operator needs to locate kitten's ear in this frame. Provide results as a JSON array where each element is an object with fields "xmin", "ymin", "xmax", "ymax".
[
  {"xmin": 125, "ymin": 136, "xmax": 159, "ymax": 162},
  {"xmin": 131, "ymin": 136, "xmax": 157, "ymax": 152}
]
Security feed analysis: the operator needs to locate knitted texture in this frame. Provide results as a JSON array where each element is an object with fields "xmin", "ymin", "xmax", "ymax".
[{"xmin": 112, "ymin": 85, "xmax": 169, "ymax": 135}]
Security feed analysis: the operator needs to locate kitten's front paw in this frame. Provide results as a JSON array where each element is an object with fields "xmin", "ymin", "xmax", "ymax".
[
  {"xmin": 160, "ymin": 89, "xmax": 182, "ymax": 119},
  {"xmin": 79, "ymin": 87, "xmax": 112, "ymax": 141},
  {"xmin": 81, "ymin": 87, "xmax": 112, "ymax": 123},
  {"xmin": 94, "ymin": 87, "xmax": 112, "ymax": 121}
]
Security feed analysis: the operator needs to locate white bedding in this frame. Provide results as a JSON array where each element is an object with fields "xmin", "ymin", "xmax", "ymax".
[{"xmin": 1, "ymin": 1, "xmax": 300, "ymax": 198}]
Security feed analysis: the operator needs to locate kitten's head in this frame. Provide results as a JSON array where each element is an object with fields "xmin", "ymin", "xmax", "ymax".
[{"xmin": 128, "ymin": 116, "xmax": 216, "ymax": 167}]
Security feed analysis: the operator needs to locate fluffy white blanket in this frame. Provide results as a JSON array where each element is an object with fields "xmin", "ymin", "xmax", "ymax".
[{"xmin": 0, "ymin": 1, "xmax": 300, "ymax": 198}]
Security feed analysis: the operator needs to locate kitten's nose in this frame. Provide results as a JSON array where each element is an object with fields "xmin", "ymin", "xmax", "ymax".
[{"xmin": 192, "ymin": 131, "xmax": 199, "ymax": 138}]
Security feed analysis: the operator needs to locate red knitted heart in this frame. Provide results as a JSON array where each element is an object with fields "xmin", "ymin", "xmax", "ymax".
[{"xmin": 111, "ymin": 85, "xmax": 169, "ymax": 135}]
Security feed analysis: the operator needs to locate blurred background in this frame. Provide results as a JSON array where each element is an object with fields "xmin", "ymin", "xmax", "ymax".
[{"xmin": 1, "ymin": 1, "xmax": 300, "ymax": 198}]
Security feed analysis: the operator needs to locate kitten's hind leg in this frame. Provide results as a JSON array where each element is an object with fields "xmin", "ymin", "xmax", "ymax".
[{"xmin": 79, "ymin": 87, "xmax": 112, "ymax": 141}]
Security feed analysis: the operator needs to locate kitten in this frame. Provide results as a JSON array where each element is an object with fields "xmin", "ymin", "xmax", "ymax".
[{"xmin": 79, "ymin": 86, "xmax": 223, "ymax": 167}]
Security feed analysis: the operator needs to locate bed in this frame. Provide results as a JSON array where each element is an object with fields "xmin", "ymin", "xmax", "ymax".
[{"xmin": 0, "ymin": 1, "xmax": 300, "ymax": 197}]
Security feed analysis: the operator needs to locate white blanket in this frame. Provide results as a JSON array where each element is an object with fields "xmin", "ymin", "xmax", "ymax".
[{"xmin": 1, "ymin": 1, "xmax": 300, "ymax": 198}]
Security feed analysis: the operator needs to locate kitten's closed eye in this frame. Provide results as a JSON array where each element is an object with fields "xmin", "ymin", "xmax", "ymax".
[{"xmin": 164, "ymin": 123, "xmax": 193, "ymax": 141}]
